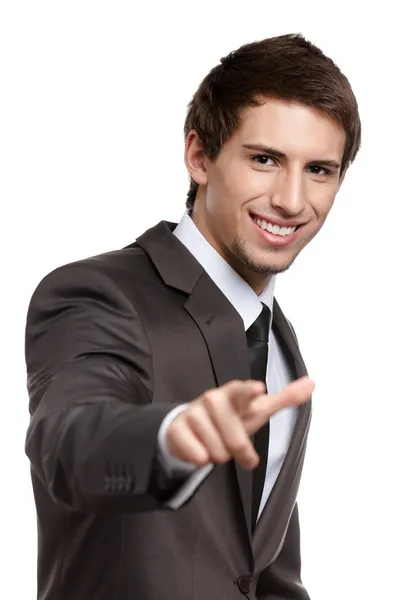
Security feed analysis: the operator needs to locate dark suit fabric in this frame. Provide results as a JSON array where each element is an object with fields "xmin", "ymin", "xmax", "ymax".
[{"xmin": 25, "ymin": 220, "xmax": 312, "ymax": 599}]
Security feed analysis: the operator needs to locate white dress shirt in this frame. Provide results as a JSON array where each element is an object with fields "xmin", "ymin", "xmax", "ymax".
[{"xmin": 157, "ymin": 211, "xmax": 297, "ymax": 517}]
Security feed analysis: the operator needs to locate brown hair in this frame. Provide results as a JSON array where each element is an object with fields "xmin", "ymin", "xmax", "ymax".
[{"xmin": 184, "ymin": 33, "xmax": 361, "ymax": 212}]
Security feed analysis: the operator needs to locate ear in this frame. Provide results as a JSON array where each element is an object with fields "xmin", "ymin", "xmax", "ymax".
[{"xmin": 184, "ymin": 131, "xmax": 208, "ymax": 187}]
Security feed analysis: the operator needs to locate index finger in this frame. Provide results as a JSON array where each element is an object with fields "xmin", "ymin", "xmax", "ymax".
[{"xmin": 244, "ymin": 376, "xmax": 315, "ymax": 433}]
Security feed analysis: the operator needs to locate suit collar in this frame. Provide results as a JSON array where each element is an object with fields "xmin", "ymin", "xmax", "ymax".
[
  {"xmin": 173, "ymin": 211, "xmax": 276, "ymax": 329},
  {"xmin": 137, "ymin": 218, "xmax": 276, "ymax": 330},
  {"xmin": 136, "ymin": 220, "xmax": 204, "ymax": 294}
]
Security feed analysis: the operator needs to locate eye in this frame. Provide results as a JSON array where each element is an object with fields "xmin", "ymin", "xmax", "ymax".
[
  {"xmin": 252, "ymin": 155, "xmax": 276, "ymax": 167},
  {"xmin": 307, "ymin": 165, "xmax": 330, "ymax": 176}
]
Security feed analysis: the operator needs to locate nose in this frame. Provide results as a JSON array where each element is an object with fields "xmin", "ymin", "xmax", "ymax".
[{"xmin": 270, "ymin": 167, "xmax": 306, "ymax": 216}]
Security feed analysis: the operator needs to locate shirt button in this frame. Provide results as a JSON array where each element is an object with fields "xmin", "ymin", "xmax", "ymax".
[{"xmin": 237, "ymin": 575, "xmax": 253, "ymax": 594}]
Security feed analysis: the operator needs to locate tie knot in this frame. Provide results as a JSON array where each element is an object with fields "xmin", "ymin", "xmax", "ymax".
[{"xmin": 246, "ymin": 303, "xmax": 271, "ymax": 343}]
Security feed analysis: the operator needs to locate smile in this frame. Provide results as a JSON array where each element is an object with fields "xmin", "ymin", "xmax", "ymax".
[
  {"xmin": 251, "ymin": 216, "xmax": 298, "ymax": 237},
  {"xmin": 249, "ymin": 213, "xmax": 303, "ymax": 248}
]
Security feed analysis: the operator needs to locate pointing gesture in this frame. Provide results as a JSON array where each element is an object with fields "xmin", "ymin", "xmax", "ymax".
[{"xmin": 167, "ymin": 377, "xmax": 314, "ymax": 469}]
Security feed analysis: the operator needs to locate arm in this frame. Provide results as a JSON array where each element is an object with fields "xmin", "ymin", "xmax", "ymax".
[
  {"xmin": 25, "ymin": 260, "xmax": 190, "ymax": 514},
  {"xmin": 256, "ymin": 504, "xmax": 310, "ymax": 600}
]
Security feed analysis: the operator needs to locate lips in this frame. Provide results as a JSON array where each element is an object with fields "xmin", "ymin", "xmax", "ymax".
[{"xmin": 250, "ymin": 213, "xmax": 302, "ymax": 248}]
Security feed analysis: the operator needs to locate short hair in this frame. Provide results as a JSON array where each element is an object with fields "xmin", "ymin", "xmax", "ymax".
[{"xmin": 184, "ymin": 33, "xmax": 361, "ymax": 212}]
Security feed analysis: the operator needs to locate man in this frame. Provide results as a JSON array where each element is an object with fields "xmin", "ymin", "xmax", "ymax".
[{"xmin": 25, "ymin": 33, "xmax": 361, "ymax": 599}]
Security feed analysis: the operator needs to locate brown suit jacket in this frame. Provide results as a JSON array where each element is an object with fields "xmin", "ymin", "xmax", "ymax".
[{"xmin": 25, "ymin": 220, "xmax": 312, "ymax": 599}]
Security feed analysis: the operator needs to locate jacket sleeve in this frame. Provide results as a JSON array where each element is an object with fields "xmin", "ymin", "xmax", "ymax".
[
  {"xmin": 256, "ymin": 504, "xmax": 310, "ymax": 600},
  {"xmin": 25, "ymin": 260, "xmax": 184, "ymax": 514}
]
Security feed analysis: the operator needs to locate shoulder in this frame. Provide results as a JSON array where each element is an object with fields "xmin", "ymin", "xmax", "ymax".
[{"xmin": 27, "ymin": 241, "xmax": 155, "ymax": 315}]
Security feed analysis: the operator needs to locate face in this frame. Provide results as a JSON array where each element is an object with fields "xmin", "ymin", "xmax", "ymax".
[{"xmin": 185, "ymin": 98, "xmax": 346, "ymax": 293}]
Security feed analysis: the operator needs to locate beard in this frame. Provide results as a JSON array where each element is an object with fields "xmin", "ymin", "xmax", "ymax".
[{"xmin": 231, "ymin": 234, "xmax": 297, "ymax": 275}]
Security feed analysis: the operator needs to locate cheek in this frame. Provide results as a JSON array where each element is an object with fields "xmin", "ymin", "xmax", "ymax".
[
  {"xmin": 310, "ymin": 187, "xmax": 336, "ymax": 218},
  {"xmin": 206, "ymin": 169, "xmax": 245, "ymax": 216},
  {"xmin": 239, "ymin": 165, "xmax": 276, "ymax": 195}
]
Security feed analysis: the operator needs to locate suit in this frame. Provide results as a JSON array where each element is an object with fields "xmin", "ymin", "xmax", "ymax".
[{"xmin": 25, "ymin": 219, "xmax": 312, "ymax": 599}]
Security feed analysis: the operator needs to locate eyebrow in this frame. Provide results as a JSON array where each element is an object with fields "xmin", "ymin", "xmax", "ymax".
[{"xmin": 241, "ymin": 143, "xmax": 341, "ymax": 170}]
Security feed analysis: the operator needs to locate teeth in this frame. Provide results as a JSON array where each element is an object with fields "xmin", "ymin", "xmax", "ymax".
[{"xmin": 254, "ymin": 217, "xmax": 297, "ymax": 237}]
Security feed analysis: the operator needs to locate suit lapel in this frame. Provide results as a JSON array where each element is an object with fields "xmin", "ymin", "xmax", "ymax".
[
  {"xmin": 271, "ymin": 298, "xmax": 308, "ymax": 380},
  {"xmin": 184, "ymin": 272, "xmax": 254, "ymax": 542},
  {"xmin": 136, "ymin": 221, "xmax": 254, "ymax": 542},
  {"xmin": 252, "ymin": 298, "xmax": 312, "ymax": 566}
]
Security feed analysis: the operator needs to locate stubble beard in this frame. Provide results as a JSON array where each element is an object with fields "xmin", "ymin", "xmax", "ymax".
[{"xmin": 231, "ymin": 234, "xmax": 297, "ymax": 276}]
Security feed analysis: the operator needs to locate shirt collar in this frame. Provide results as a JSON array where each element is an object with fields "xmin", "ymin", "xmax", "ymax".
[{"xmin": 173, "ymin": 211, "xmax": 275, "ymax": 330}]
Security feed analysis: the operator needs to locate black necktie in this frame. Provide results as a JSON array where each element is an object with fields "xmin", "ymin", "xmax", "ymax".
[{"xmin": 246, "ymin": 303, "xmax": 271, "ymax": 530}]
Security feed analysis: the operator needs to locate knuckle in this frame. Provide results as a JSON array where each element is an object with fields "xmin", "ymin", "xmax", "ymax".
[
  {"xmin": 229, "ymin": 439, "xmax": 251, "ymax": 456},
  {"xmin": 186, "ymin": 407, "xmax": 203, "ymax": 427},
  {"xmin": 230, "ymin": 379, "xmax": 242, "ymax": 387},
  {"xmin": 211, "ymin": 449, "xmax": 230, "ymax": 463},
  {"xmin": 168, "ymin": 417, "xmax": 186, "ymax": 441},
  {"xmin": 203, "ymin": 390, "xmax": 219, "ymax": 409}
]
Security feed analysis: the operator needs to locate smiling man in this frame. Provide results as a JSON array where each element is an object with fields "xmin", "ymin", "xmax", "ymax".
[
  {"xmin": 25, "ymin": 34, "xmax": 361, "ymax": 600},
  {"xmin": 185, "ymin": 99, "xmax": 347, "ymax": 292}
]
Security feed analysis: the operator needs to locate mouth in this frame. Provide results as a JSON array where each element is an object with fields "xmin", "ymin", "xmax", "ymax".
[{"xmin": 249, "ymin": 213, "xmax": 304, "ymax": 247}]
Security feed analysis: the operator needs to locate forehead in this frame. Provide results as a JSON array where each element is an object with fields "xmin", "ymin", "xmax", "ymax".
[{"xmin": 232, "ymin": 98, "xmax": 346, "ymax": 160}]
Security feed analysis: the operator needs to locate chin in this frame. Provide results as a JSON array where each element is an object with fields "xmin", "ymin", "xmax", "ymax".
[
  {"xmin": 232, "ymin": 236, "xmax": 298, "ymax": 274},
  {"xmin": 242, "ymin": 252, "xmax": 295, "ymax": 276},
  {"xmin": 259, "ymin": 261, "xmax": 293, "ymax": 275}
]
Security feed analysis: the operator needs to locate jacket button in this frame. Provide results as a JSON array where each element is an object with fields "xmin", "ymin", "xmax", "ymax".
[{"xmin": 237, "ymin": 575, "xmax": 252, "ymax": 594}]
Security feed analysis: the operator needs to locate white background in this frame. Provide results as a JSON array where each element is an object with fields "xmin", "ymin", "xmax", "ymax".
[{"xmin": 1, "ymin": 2, "xmax": 413, "ymax": 598}]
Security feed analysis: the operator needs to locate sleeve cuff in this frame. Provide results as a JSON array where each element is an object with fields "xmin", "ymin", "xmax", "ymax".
[
  {"xmin": 157, "ymin": 404, "xmax": 199, "ymax": 476},
  {"xmin": 156, "ymin": 405, "xmax": 214, "ymax": 509}
]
